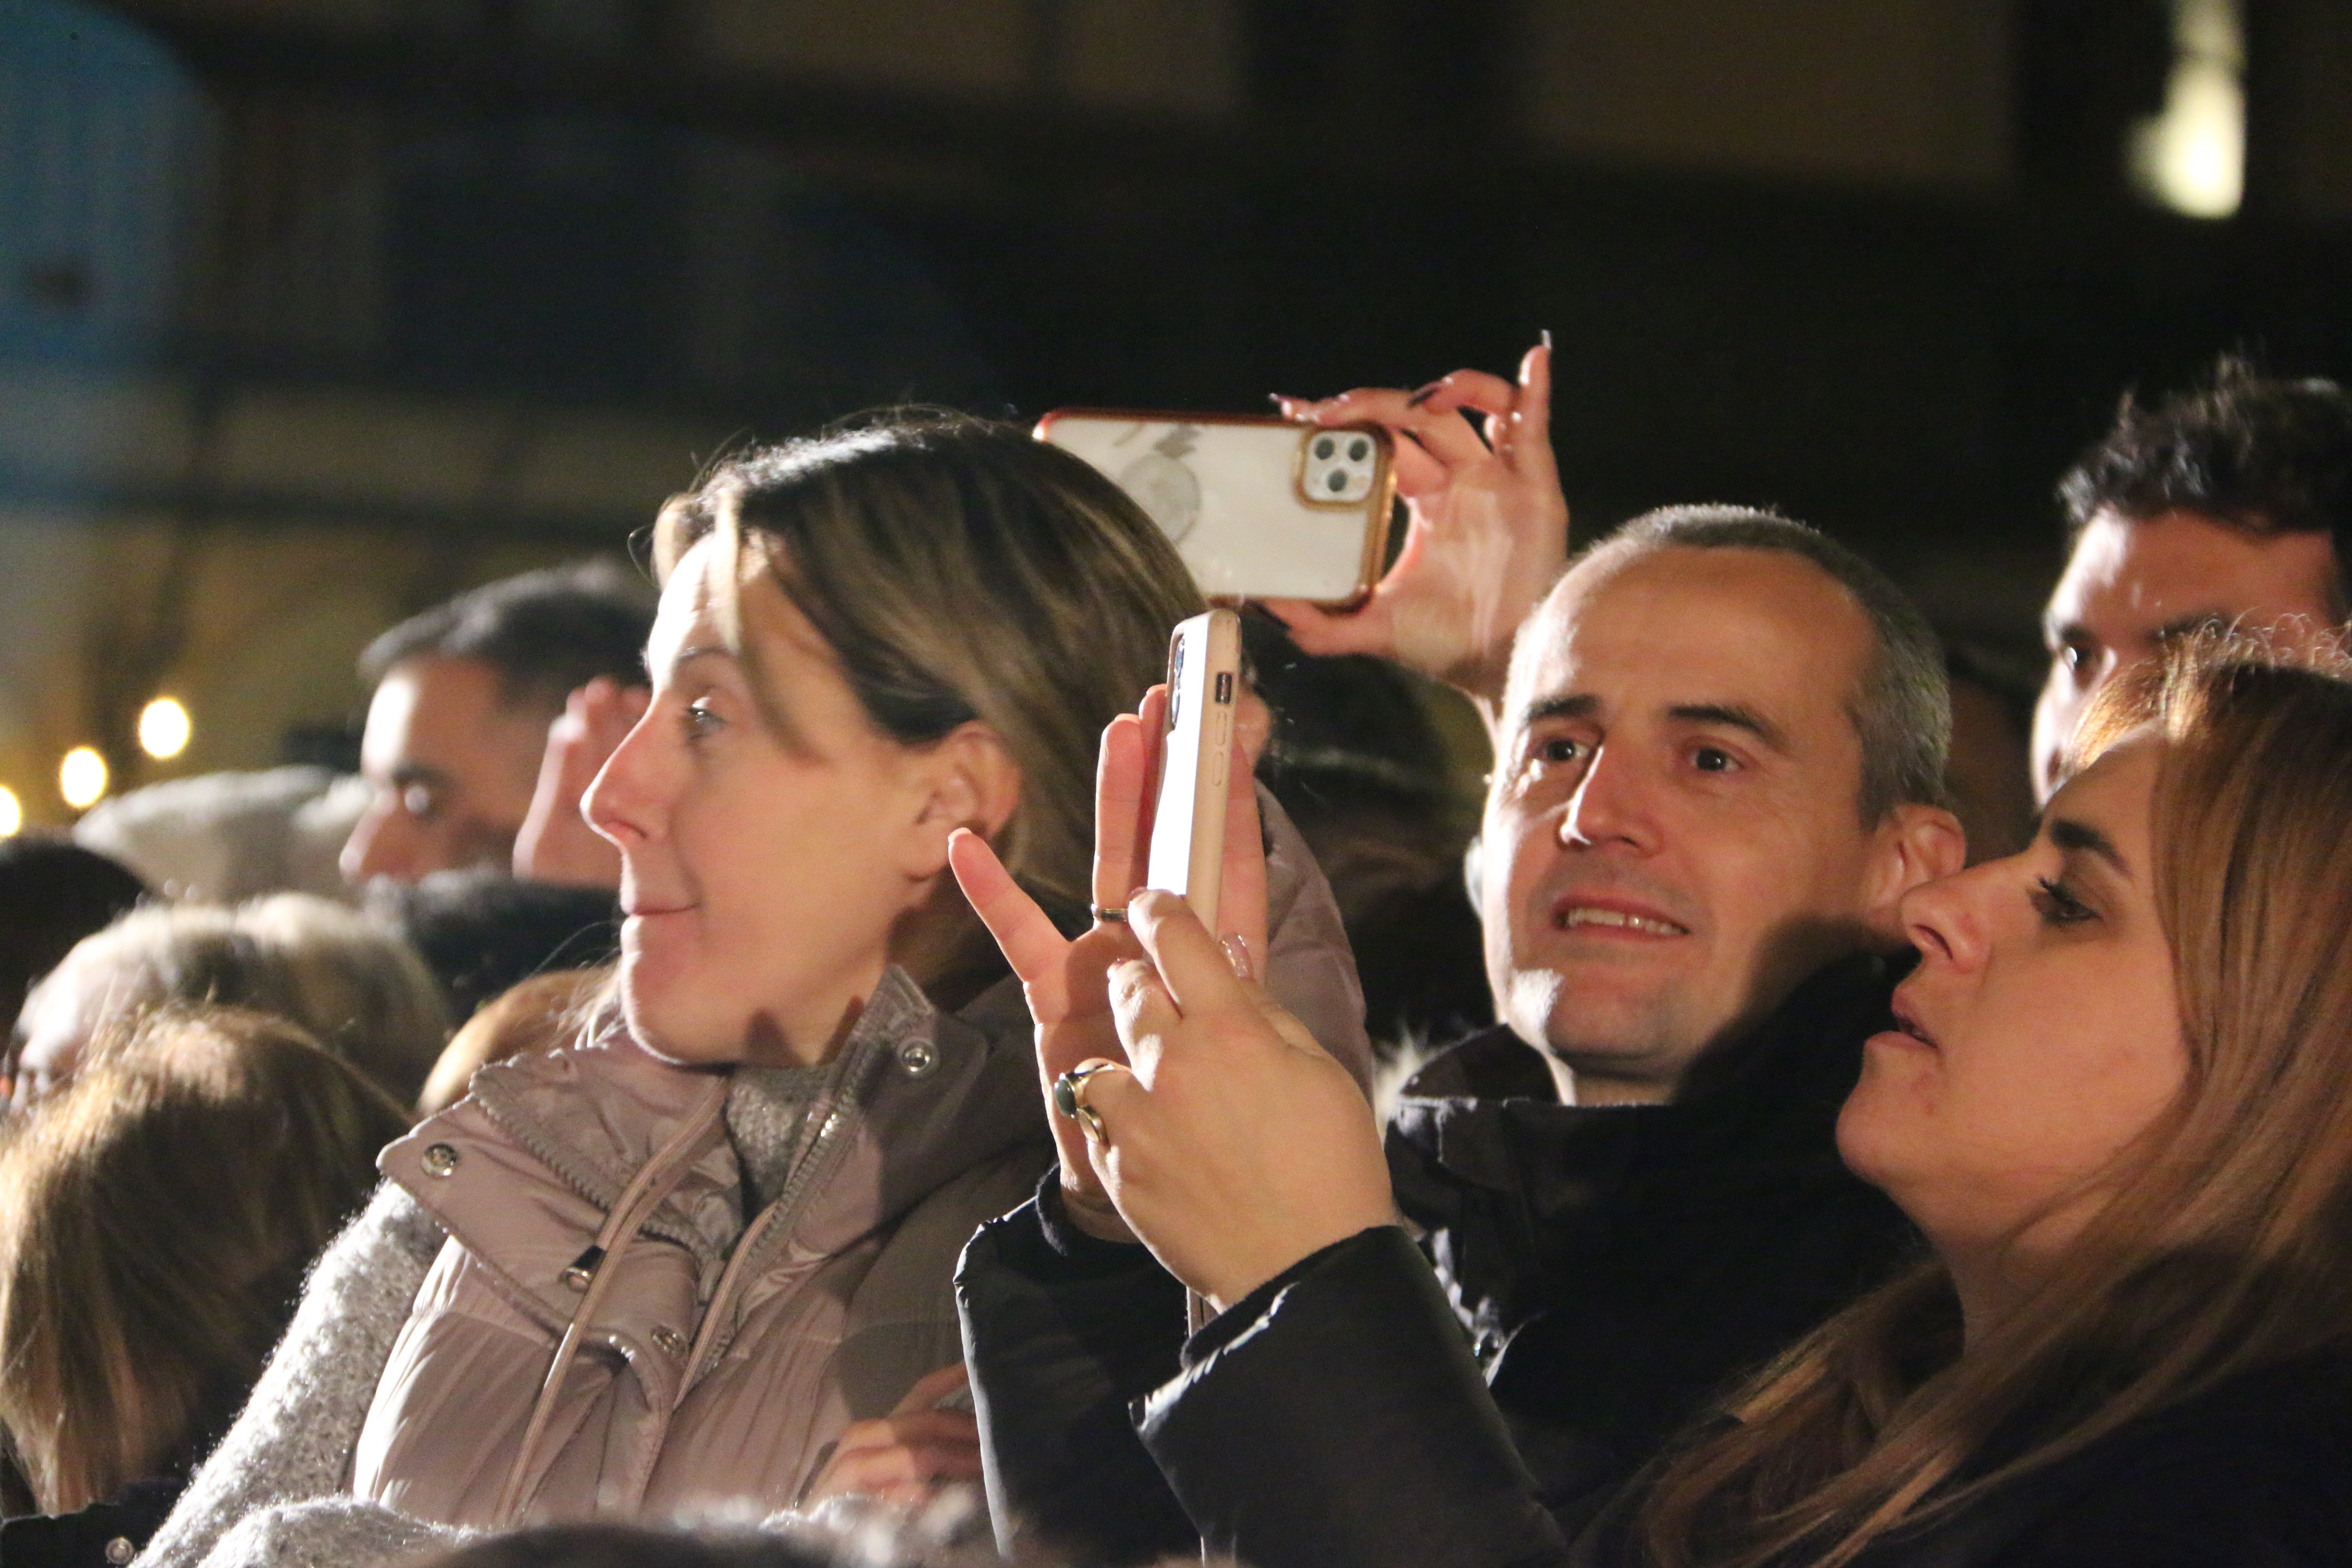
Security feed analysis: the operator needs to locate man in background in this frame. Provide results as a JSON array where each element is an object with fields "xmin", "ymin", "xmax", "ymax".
[
  {"xmin": 340, "ymin": 558, "xmax": 653, "ymax": 888},
  {"xmin": 2034, "ymin": 358, "xmax": 2352, "ymax": 798}
]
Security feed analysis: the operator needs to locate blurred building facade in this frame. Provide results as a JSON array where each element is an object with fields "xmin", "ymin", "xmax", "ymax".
[{"xmin": 3, "ymin": 0, "xmax": 2349, "ymax": 824}]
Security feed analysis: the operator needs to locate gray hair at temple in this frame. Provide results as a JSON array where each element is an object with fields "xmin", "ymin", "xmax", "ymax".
[{"xmin": 1569, "ymin": 505, "xmax": 1952, "ymax": 825}]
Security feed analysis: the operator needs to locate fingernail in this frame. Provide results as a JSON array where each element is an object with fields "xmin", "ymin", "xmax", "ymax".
[
  {"xmin": 1222, "ymin": 934, "xmax": 1256, "ymax": 982},
  {"xmin": 1540, "ymin": 328, "xmax": 1553, "ymax": 352}
]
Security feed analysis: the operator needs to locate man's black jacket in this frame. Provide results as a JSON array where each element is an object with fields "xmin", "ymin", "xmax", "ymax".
[{"xmin": 955, "ymin": 952, "xmax": 1922, "ymax": 1563}]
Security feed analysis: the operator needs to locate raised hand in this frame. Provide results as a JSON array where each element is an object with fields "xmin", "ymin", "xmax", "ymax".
[
  {"xmin": 801, "ymin": 1362, "xmax": 980, "ymax": 1507},
  {"xmin": 948, "ymin": 685, "xmax": 1268, "ymax": 1242},
  {"xmin": 514, "ymin": 676, "xmax": 647, "ymax": 887},
  {"xmin": 1266, "ymin": 339, "xmax": 1568, "ymax": 711},
  {"xmin": 1062, "ymin": 889, "xmax": 1395, "ymax": 1312}
]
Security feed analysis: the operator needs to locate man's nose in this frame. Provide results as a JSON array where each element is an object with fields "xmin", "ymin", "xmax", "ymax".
[
  {"xmin": 1558, "ymin": 744, "xmax": 1657, "ymax": 853},
  {"xmin": 341, "ymin": 797, "xmax": 425, "ymax": 885}
]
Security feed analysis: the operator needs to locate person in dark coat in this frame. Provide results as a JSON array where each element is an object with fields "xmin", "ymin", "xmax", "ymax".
[
  {"xmin": 947, "ymin": 350, "xmax": 1969, "ymax": 1565},
  {"xmin": 969, "ymin": 633, "xmax": 2352, "ymax": 1568},
  {"xmin": 950, "ymin": 505, "xmax": 1966, "ymax": 1568}
]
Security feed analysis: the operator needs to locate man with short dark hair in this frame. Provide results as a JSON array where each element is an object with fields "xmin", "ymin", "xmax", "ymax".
[
  {"xmin": 955, "ymin": 349, "xmax": 1965, "ymax": 1561},
  {"xmin": 341, "ymin": 560, "xmax": 654, "ymax": 887},
  {"xmin": 2034, "ymin": 358, "xmax": 2352, "ymax": 799}
]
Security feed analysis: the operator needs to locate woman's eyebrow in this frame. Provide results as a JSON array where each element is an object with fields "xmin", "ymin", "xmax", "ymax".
[{"xmin": 2048, "ymin": 815, "xmax": 2131, "ymax": 878}]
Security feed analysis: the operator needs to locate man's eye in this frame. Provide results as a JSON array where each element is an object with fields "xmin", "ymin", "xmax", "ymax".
[
  {"xmin": 1534, "ymin": 736, "xmax": 1584, "ymax": 766},
  {"xmin": 1691, "ymin": 746, "xmax": 1738, "ymax": 774}
]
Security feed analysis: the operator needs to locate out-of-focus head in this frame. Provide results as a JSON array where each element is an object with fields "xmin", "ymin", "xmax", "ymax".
[
  {"xmin": 0, "ymin": 1006, "xmax": 406, "ymax": 1513},
  {"xmin": 1846, "ymin": 634, "xmax": 2352, "ymax": 1326},
  {"xmin": 11, "ymin": 894, "xmax": 447, "ymax": 1110},
  {"xmin": 416, "ymin": 965, "xmax": 611, "ymax": 1116},
  {"xmin": 585, "ymin": 412, "xmax": 1201, "ymax": 1068},
  {"xmin": 2035, "ymin": 359, "xmax": 2352, "ymax": 801},
  {"xmin": 343, "ymin": 560, "xmax": 658, "ymax": 886},
  {"xmin": 0, "ymin": 835, "xmax": 147, "ymax": 1055},
  {"xmin": 1482, "ymin": 507, "xmax": 1960, "ymax": 1102}
]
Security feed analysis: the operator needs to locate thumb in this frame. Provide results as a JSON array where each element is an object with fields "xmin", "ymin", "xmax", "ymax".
[{"xmin": 891, "ymin": 1361, "xmax": 970, "ymax": 1416}]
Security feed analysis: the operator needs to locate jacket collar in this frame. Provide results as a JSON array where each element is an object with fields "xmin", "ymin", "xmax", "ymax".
[
  {"xmin": 1391, "ymin": 950, "xmax": 1902, "ymax": 1210},
  {"xmin": 380, "ymin": 967, "xmax": 1045, "ymax": 1326}
]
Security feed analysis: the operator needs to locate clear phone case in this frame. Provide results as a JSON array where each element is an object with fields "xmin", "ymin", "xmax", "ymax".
[{"xmin": 1038, "ymin": 410, "xmax": 1396, "ymax": 605}]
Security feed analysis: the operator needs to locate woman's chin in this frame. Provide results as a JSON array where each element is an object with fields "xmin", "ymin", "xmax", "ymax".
[{"xmin": 617, "ymin": 963, "xmax": 740, "ymax": 1068}]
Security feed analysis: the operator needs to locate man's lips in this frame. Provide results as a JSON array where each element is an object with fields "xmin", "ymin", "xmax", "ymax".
[{"xmin": 1547, "ymin": 894, "xmax": 1690, "ymax": 938}]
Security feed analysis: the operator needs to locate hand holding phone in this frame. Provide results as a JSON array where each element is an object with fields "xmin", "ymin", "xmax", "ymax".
[{"xmin": 1038, "ymin": 411, "xmax": 1396, "ymax": 605}]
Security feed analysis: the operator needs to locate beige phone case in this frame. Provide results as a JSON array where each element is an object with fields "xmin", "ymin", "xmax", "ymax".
[
  {"xmin": 1146, "ymin": 609, "xmax": 1244, "ymax": 927},
  {"xmin": 1037, "ymin": 410, "xmax": 1396, "ymax": 606}
]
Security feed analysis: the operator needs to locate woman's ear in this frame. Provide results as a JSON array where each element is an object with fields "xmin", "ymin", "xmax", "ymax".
[
  {"xmin": 903, "ymin": 723, "xmax": 1022, "ymax": 877},
  {"xmin": 1862, "ymin": 803, "xmax": 1966, "ymax": 943}
]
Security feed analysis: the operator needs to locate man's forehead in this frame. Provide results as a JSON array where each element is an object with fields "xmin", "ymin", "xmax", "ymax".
[
  {"xmin": 2051, "ymin": 508, "xmax": 2339, "ymax": 639},
  {"xmin": 1508, "ymin": 546, "xmax": 1868, "ymax": 722}
]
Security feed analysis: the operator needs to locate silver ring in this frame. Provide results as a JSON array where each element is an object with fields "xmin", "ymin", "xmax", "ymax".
[{"xmin": 1090, "ymin": 903, "xmax": 1129, "ymax": 924}]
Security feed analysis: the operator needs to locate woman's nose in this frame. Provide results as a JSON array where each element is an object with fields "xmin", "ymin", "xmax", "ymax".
[
  {"xmin": 1899, "ymin": 864, "xmax": 1991, "ymax": 972},
  {"xmin": 583, "ymin": 707, "xmax": 665, "ymax": 849}
]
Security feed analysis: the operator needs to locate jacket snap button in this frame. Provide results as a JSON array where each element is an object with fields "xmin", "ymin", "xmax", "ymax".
[
  {"xmin": 104, "ymin": 1539, "xmax": 134, "ymax": 1565},
  {"xmin": 421, "ymin": 1143, "xmax": 460, "ymax": 1177},
  {"xmin": 652, "ymin": 1325, "xmax": 688, "ymax": 1357},
  {"xmin": 897, "ymin": 1040, "xmax": 937, "ymax": 1078}
]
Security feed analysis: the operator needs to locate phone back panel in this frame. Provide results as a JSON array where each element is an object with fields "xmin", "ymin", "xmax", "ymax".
[
  {"xmin": 1038, "ymin": 412, "xmax": 1393, "ymax": 604},
  {"xmin": 1146, "ymin": 609, "xmax": 1242, "ymax": 924}
]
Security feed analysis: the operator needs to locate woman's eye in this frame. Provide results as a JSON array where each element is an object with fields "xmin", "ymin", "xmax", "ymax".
[
  {"xmin": 2032, "ymin": 875, "xmax": 2097, "ymax": 927},
  {"xmin": 684, "ymin": 700, "xmax": 723, "ymax": 737}
]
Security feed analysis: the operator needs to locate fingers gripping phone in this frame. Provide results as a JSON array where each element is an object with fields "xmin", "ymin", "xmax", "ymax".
[
  {"xmin": 1037, "ymin": 411, "xmax": 1396, "ymax": 605},
  {"xmin": 1146, "ymin": 609, "xmax": 1244, "ymax": 927}
]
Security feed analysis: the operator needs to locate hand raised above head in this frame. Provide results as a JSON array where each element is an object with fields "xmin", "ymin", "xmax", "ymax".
[
  {"xmin": 1066, "ymin": 888, "xmax": 1396, "ymax": 1313},
  {"xmin": 514, "ymin": 676, "xmax": 647, "ymax": 888},
  {"xmin": 948, "ymin": 684, "xmax": 1269, "ymax": 1243},
  {"xmin": 1267, "ymin": 340, "xmax": 1568, "ymax": 710}
]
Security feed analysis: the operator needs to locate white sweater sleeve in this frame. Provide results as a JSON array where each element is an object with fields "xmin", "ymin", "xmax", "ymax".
[{"xmin": 138, "ymin": 1183, "xmax": 457, "ymax": 1568}]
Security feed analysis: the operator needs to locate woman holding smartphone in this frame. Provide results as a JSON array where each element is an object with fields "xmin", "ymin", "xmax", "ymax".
[
  {"xmin": 142, "ymin": 413, "xmax": 1368, "ymax": 1568},
  {"xmin": 956, "ymin": 634, "xmax": 2352, "ymax": 1568}
]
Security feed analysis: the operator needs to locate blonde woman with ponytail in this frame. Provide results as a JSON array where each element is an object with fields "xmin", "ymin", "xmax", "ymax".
[{"xmin": 1001, "ymin": 631, "xmax": 2352, "ymax": 1568}]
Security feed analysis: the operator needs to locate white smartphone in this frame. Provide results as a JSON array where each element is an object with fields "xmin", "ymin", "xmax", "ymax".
[
  {"xmin": 1037, "ymin": 410, "xmax": 1396, "ymax": 605},
  {"xmin": 1145, "ymin": 609, "xmax": 1245, "ymax": 927}
]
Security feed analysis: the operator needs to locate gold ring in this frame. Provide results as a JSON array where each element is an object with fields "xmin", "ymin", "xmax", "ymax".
[
  {"xmin": 1075, "ymin": 1105, "xmax": 1107, "ymax": 1142},
  {"xmin": 1090, "ymin": 904, "xmax": 1129, "ymax": 924},
  {"xmin": 1052, "ymin": 1062, "xmax": 1116, "ymax": 1121}
]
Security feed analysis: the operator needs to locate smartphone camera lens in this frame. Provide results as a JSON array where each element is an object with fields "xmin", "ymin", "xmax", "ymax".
[
  {"xmin": 1348, "ymin": 438, "xmax": 1369, "ymax": 462},
  {"xmin": 1313, "ymin": 436, "xmax": 1335, "ymax": 460},
  {"xmin": 1327, "ymin": 471, "xmax": 1348, "ymax": 494}
]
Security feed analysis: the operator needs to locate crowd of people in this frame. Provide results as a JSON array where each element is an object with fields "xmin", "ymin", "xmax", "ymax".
[{"xmin": 2, "ymin": 351, "xmax": 2349, "ymax": 1568}]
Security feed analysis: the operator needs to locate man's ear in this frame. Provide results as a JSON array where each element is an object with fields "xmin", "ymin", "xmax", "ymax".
[
  {"xmin": 1862, "ymin": 803, "xmax": 1966, "ymax": 942},
  {"xmin": 903, "ymin": 723, "xmax": 1022, "ymax": 878}
]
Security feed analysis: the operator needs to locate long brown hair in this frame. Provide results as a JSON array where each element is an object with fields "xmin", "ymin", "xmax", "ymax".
[
  {"xmin": 1637, "ymin": 634, "xmax": 2352, "ymax": 1567},
  {"xmin": 0, "ymin": 1006, "xmax": 408, "ymax": 1512},
  {"xmin": 652, "ymin": 411, "xmax": 1203, "ymax": 971}
]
